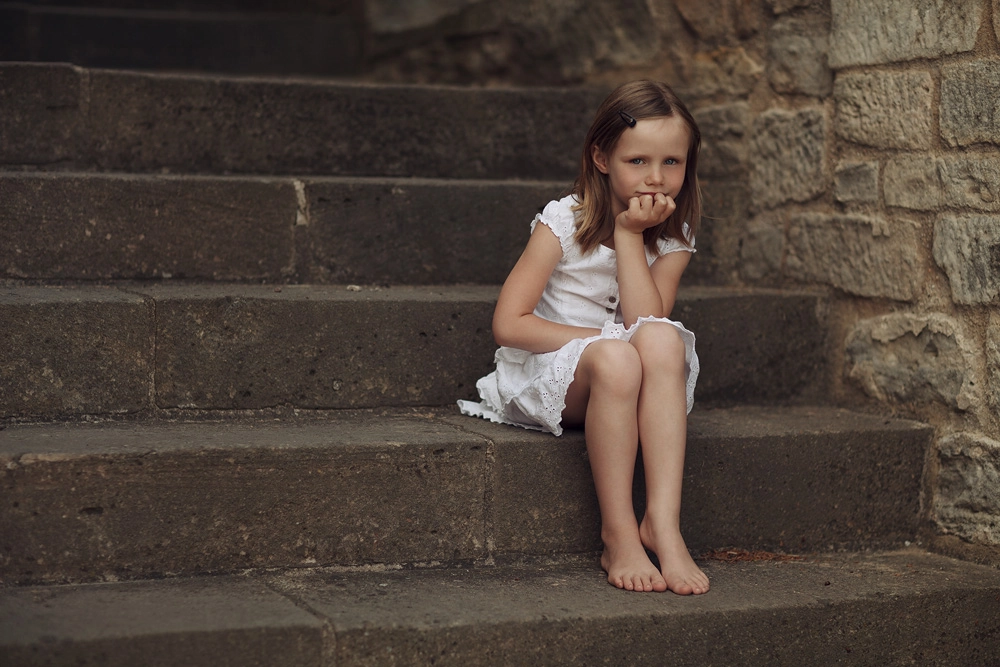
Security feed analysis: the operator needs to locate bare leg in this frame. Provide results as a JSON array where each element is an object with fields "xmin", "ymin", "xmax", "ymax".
[
  {"xmin": 563, "ymin": 339, "xmax": 667, "ymax": 592},
  {"xmin": 630, "ymin": 323, "xmax": 709, "ymax": 595}
]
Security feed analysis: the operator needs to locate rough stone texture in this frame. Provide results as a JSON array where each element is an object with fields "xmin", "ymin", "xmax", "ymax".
[
  {"xmin": 767, "ymin": 0, "xmax": 818, "ymax": 14},
  {"xmin": 3, "ymin": 553, "xmax": 999, "ymax": 666},
  {"xmin": 674, "ymin": 0, "xmax": 734, "ymax": 42},
  {"xmin": 990, "ymin": 313, "xmax": 1000, "ymax": 413},
  {"xmin": 834, "ymin": 71, "xmax": 933, "ymax": 149},
  {"xmin": 0, "ymin": 3, "xmax": 362, "ymax": 76},
  {"xmin": 786, "ymin": 214, "xmax": 922, "ymax": 301},
  {"xmin": 936, "ymin": 432, "xmax": 1000, "ymax": 546},
  {"xmin": 941, "ymin": 60, "xmax": 1000, "ymax": 148},
  {"xmin": 149, "ymin": 284, "xmax": 498, "ymax": 411},
  {"xmin": 0, "ymin": 575, "xmax": 326, "ymax": 667},
  {"xmin": 846, "ymin": 313, "xmax": 982, "ymax": 411},
  {"xmin": 767, "ymin": 15, "xmax": 833, "ymax": 97},
  {"xmin": 1, "ymin": 174, "xmax": 297, "ymax": 281},
  {"xmin": 695, "ymin": 102, "xmax": 749, "ymax": 180},
  {"xmin": 829, "ymin": 0, "xmax": 982, "ymax": 68},
  {"xmin": 0, "ymin": 415, "xmax": 488, "ymax": 582},
  {"xmin": 0, "ymin": 287, "xmax": 154, "ymax": 419},
  {"xmin": 834, "ymin": 161, "xmax": 879, "ymax": 204},
  {"xmin": 366, "ymin": 0, "xmax": 479, "ymax": 33},
  {"xmin": 884, "ymin": 156, "xmax": 1000, "ymax": 212},
  {"xmin": 933, "ymin": 215, "xmax": 1000, "ymax": 305},
  {"xmin": 740, "ymin": 216, "xmax": 785, "ymax": 281},
  {"xmin": 80, "ymin": 68, "xmax": 601, "ymax": 179},
  {"xmin": 750, "ymin": 108, "xmax": 826, "ymax": 209},
  {"xmin": 304, "ymin": 178, "xmax": 564, "ymax": 285},
  {"xmin": 0, "ymin": 62, "xmax": 83, "ymax": 166},
  {"xmin": 683, "ymin": 47, "xmax": 764, "ymax": 99}
]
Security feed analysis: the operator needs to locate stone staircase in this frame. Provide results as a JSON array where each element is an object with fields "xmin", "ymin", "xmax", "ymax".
[{"xmin": 3, "ymin": 62, "xmax": 1000, "ymax": 665}]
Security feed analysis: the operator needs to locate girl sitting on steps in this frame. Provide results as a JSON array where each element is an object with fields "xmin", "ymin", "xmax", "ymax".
[{"xmin": 458, "ymin": 80, "xmax": 709, "ymax": 595}]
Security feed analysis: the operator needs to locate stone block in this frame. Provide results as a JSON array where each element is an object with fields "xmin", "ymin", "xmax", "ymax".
[
  {"xmin": 0, "ymin": 417, "xmax": 488, "ymax": 581},
  {"xmin": 989, "ymin": 313, "xmax": 1000, "ymax": 413},
  {"xmin": 933, "ymin": 215, "xmax": 1000, "ymax": 305},
  {"xmin": 739, "ymin": 215, "xmax": 785, "ymax": 281},
  {"xmin": 834, "ymin": 161, "xmax": 879, "ymax": 204},
  {"xmin": 786, "ymin": 214, "xmax": 922, "ymax": 301},
  {"xmin": 941, "ymin": 60, "xmax": 1000, "ymax": 148},
  {"xmin": 695, "ymin": 102, "xmax": 750, "ymax": 180},
  {"xmin": 750, "ymin": 108, "xmax": 826, "ymax": 209},
  {"xmin": 936, "ymin": 432, "xmax": 1000, "ymax": 546},
  {"xmin": 767, "ymin": 0, "xmax": 817, "ymax": 13},
  {"xmin": 675, "ymin": 0, "xmax": 734, "ymax": 41},
  {"xmin": 835, "ymin": 71, "xmax": 933, "ymax": 149},
  {"xmin": 846, "ymin": 313, "xmax": 981, "ymax": 411},
  {"xmin": 150, "ymin": 285, "xmax": 498, "ymax": 410},
  {"xmin": 83, "ymin": 69, "xmax": 600, "ymax": 179},
  {"xmin": 886, "ymin": 156, "xmax": 1000, "ymax": 212},
  {"xmin": 304, "ymin": 178, "xmax": 563, "ymax": 285},
  {"xmin": 0, "ymin": 287, "xmax": 154, "ymax": 419},
  {"xmin": 0, "ymin": 576, "xmax": 325, "ymax": 666},
  {"xmin": 1, "ymin": 174, "xmax": 297, "ymax": 281},
  {"xmin": 684, "ymin": 47, "xmax": 764, "ymax": 98},
  {"xmin": 767, "ymin": 15, "xmax": 833, "ymax": 97},
  {"xmin": 0, "ymin": 63, "xmax": 83, "ymax": 166},
  {"xmin": 829, "ymin": 0, "xmax": 982, "ymax": 67}
]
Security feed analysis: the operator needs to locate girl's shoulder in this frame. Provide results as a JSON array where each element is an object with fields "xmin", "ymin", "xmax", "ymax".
[
  {"xmin": 530, "ymin": 195, "xmax": 579, "ymax": 251},
  {"xmin": 655, "ymin": 222, "xmax": 697, "ymax": 255}
]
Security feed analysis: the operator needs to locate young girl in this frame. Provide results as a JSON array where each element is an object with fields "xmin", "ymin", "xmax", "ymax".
[{"xmin": 458, "ymin": 80, "xmax": 708, "ymax": 595}]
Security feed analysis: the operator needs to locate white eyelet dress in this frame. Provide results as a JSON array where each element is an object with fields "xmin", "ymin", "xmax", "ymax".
[{"xmin": 457, "ymin": 195, "xmax": 699, "ymax": 436}]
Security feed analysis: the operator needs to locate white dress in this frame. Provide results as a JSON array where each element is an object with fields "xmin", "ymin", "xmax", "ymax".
[{"xmin": 457, "ymin": 195, "xmax": 699, "ymax": 436}]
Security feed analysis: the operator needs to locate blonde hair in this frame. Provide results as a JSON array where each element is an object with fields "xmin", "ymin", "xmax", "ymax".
[{"xmin": 572, "ymin": 80, "xmax": 702, "ymax": 255}]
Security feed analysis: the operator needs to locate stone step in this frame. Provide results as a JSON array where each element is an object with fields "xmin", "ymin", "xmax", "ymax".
[
  {"xmin": 0, "ymin": 172, "xmax": 566, "ymax": 284},
  {"xmin": 0, "ymin": 406, "xmax": 930, "ymax": 584},
  {"xmin": 3, "ymin": 550, "xmax": 998, "ymax": 665},
  {"xmin": 0, "ymin": 2, "xmax": 363, "ymax": 76},
  {"xmin": 0, "ymin": 285, "xmax": 827, "ymax": 419},
  {"xmin": 1, "ymin": 62, "xmax": 603, "ymax": 178}
]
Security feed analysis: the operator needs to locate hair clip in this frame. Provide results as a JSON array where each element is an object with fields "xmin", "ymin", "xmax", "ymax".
[{"xmin": 618, "ymin": 110, "xmax": 637, "ymax": 128}]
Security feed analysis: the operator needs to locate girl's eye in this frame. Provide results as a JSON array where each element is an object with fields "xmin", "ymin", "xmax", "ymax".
[
  {"xmin": 630, "ymin": 158, "xmax": 644, "ymax": 165},
  {"xmin": 665, "ymin": 158, "xmax": 678, "ymax": 165}
]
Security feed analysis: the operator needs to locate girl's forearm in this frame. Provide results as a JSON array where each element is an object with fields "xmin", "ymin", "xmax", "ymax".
[
  {"xmin": 493, "ymin": 313, "xmax": 601, "ymax": 354},
  {"xmin": 614, "ymin": 229, "xmax": 665, "ymax": 325}
]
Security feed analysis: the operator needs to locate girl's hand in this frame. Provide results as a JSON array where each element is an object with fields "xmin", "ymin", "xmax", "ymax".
[{"xmin": 615, "ymin": 193, "xmax": 675, "ymax": 235}]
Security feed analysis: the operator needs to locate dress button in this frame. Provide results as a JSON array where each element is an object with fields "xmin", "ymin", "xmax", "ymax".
[
  {"xmin": 606, "ymin": 307, "xmax": 614, "ymax": 314},
  {"xmin": 609, "ymin": 296, "xmax": 617, "ymax": 304}
]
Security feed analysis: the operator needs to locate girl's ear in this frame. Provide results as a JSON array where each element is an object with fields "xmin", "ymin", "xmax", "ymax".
[{"xmin": 591, "ymin": 145, "xmax": 610, "ymax": 174}]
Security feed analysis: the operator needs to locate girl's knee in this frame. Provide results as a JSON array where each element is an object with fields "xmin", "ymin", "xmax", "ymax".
[
  {"xmin": 582, "ymin": 339, "xmax": 642, "ymax": 390},
  {"xmin": 631, "ymin": 323, "xmax": 686, "ymax": 371}
]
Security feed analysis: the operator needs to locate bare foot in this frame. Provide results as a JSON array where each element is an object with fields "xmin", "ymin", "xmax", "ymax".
[
  {"xmin": 600, "ymin": 530, "xmax": 668, "ymax": 592},
  {"xmin": 639, "ymin": 518, "xmax": 710, "ymax": 595}
]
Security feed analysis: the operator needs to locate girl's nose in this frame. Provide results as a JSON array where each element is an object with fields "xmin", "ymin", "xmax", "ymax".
[{"xmin": 647, "ymin": 167, "xmax": 664, "ymax": 184}]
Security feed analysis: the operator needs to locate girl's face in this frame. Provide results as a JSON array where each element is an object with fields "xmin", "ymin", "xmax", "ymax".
[{"xmin": 591, "ymin": 115, "xmax": 691, "ymax": 219}]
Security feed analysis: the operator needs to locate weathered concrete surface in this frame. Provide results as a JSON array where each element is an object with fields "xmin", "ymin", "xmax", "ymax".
[
  {"xmin": 0, "ymin": 412, "xmax": 488, "ymax": 583},
  {"xmin": 148, "ymin": 284, "xmax": 499, "ymax": 410},
  {"xmin": 5, "ymin": 551, "xmax": 998, "ymax": 666},
  {"xmin": 0, "ymin": 63, "xmax": 603, "ymax": 179},
  {"xmin": 672, "ymin": 287, "xmax": 826, "ymax": 403},
  {"xmin": 0, "ymin": 62, "xmax": 84, "ymax": 166},
  {"xmin": 304, "ymin": 178, "xmax": 565, "ymax": 285},
  {"xmin": 829, "ymin": 0, "xmax": 982, "ymax": 68},
  {"xmin": 0, "ymin": 3, "xmax": 361, "ymax": 76},
  {"xmin": 0, "ymin": 173, "xmax": 298, "ymax": 282},
  {"xmin": 0, "ymin": 173, "xmax": 563, "ymax": 284},
  {"xmin": 0, "ymin": 574, "xmax": 325, "ymax": 667},
  {"xmin": 936, "ymin": 431, "xmax": 1000, "ymax": 546},
  {"xmin": 0, "ymin": 286, "xmax": 154, "ymax": 419},
  {"xmin": 1, "ymin": 285, "xmax": 833, "ymax": 418},
  {"xmin": 1, "ymin": 406, "xmax": 928, "ymax": 583}
]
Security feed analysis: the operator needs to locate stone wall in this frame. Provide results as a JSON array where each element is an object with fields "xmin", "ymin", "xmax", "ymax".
[{"xmin": 361, "ymin": 0, "xmax": 1000, "ymax": 564}]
